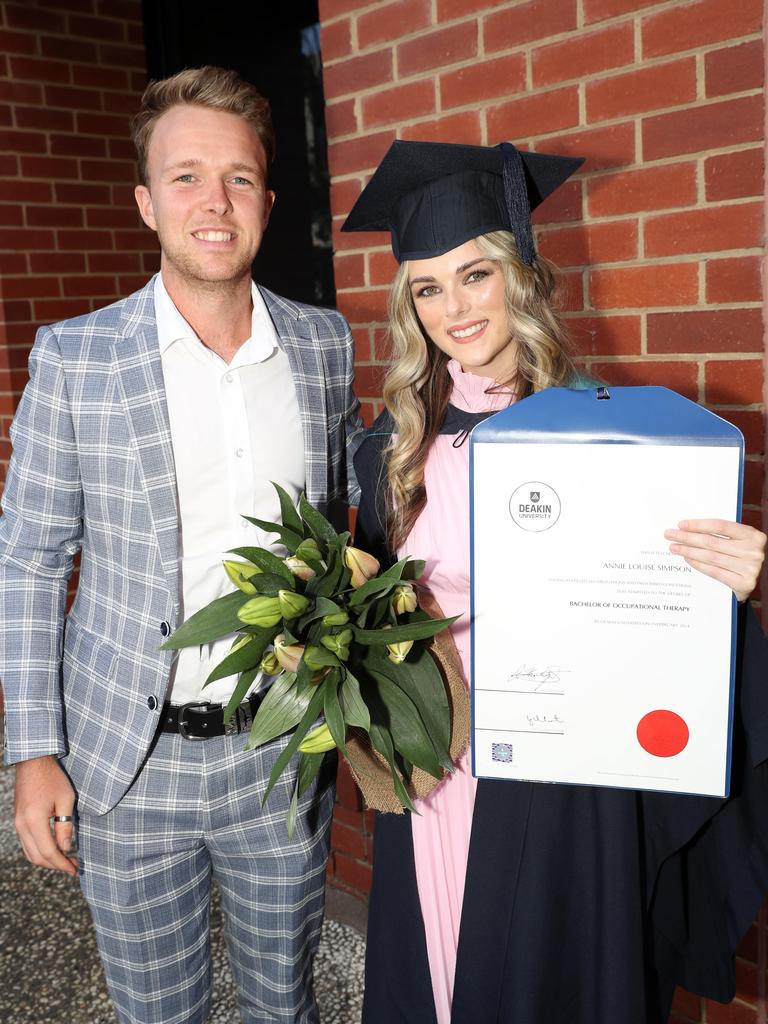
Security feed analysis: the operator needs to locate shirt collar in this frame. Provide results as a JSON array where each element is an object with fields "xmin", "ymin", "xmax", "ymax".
[{"xmin": 153, "ymin": 273, "xmax": 277, "ymax": 365}]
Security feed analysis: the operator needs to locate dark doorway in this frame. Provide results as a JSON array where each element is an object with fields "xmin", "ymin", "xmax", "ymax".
[{"xmin": 141, "ymin": 2, "xmax": 335, "ymax": 307}]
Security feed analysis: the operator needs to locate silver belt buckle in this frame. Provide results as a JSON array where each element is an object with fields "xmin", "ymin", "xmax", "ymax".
[{"xmin": 177, "ymin": 700, "xmax": 211, "ymax": 740}]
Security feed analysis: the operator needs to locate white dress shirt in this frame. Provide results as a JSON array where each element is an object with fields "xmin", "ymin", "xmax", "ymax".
[{"xmin": 154, "ymin": 274, "xmax": 305, "ymax": 705}]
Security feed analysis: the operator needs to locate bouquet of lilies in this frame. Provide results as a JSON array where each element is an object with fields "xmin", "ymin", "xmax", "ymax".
[{"xmin": 162, "ymin": 484, "xmax": 457, "ymax": 836}]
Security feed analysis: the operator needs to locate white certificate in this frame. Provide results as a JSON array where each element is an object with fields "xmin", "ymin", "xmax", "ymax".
[{"xmin": 471, "ymin": 439, "xmax": 741, "ymax": 797}]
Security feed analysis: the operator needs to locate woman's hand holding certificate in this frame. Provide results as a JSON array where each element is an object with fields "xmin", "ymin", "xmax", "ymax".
[{"xmin": 666, "ymin": 519, "xmax": 766, "ymax": 602}]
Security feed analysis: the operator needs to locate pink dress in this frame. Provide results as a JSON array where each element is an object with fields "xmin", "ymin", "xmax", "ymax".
[{"xmin": 400, "ymin": 359, "xmax": 514, "ymax": 1023}]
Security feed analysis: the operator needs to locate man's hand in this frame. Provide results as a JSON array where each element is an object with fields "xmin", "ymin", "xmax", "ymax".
[
  {"xmin": 665, "ymin": 519, "xmax": 767, "ymax": 604},
  {"xmin": 14, "ymin": 755, "xmax": 78, "ymax": 875}
]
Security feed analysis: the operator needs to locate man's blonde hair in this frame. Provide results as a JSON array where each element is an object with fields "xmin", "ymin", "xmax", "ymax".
[{"xmin": 131, "ymin": 65, "xmax": 275, "ymax": 185}]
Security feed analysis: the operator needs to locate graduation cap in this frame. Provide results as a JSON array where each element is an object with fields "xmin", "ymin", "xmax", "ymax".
[{"xmin": 341, "ymin": 140, "xmax": 583, "ymax": 264}]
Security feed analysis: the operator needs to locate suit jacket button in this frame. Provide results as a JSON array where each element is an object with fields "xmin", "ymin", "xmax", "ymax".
[
  {"xmin": 160, "ymin": 621, "xmax": 171, "ymax": 637},
  {"xmin": 147, "ymin": 696, "xmax": 157, "ymax": 710}
]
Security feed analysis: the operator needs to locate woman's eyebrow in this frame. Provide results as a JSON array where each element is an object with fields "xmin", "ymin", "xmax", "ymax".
[
  {"xmin": 455, "ymin": 257, "xmax": 489, "ymax": 274},
  {"xmin": 409, "ymin": 257, "xmax": 490, "ymax": 287}
]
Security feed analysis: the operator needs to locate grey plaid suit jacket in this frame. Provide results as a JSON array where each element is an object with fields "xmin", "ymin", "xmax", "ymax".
[{"xmin": 0, "ymin": 277, "xmax": 363, "ymax": 814}]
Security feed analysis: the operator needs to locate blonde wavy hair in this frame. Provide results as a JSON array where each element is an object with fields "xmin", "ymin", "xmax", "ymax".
[{"xmin": 383, "ymin": 230, "xmax": 576, "ymax": 551}]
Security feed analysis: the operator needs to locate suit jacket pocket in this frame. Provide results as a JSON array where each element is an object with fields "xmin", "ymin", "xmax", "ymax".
[{"xmin": 62, "ymin": 619, "xmax": 119, "ymax": 746}]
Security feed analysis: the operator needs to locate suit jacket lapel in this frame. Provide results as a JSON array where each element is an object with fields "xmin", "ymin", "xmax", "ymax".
[
  {"xmin": 261, "ymin": 287, "xmax": 328, "ymax": 506},
  {"xmin": 112, "ymin": 280, "xmax": 180, "ymax": 609}
]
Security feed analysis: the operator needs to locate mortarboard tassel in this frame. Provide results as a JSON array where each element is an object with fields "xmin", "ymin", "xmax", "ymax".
[{"xmin": 498, "ymin": 142, "xmax": 535, "ymax": 266}]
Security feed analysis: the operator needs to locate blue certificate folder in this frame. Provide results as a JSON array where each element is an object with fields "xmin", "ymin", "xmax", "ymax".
[{"xmin": 469, "ymin": 386, "xmax": 744, "ymax": 797}]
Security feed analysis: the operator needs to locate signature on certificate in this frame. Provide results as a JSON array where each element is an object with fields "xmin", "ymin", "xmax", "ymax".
[
  {"xmin": 508, "ymin": 664, "xmax": 569, "ymax": 693},
  {"xmin": 526, "ymin": 712, "xmax": 564, "ymax": 729}
]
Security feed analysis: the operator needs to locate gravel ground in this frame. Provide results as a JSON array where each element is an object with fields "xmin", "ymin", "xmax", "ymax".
[{"xmin": 0, "ymin": 764, "xmax": 365, "ymax": 1024}]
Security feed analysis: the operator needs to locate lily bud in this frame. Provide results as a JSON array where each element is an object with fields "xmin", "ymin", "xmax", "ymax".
[
  {"xmin": 260, "ymin": 650, "xmax": 281, "ymax": 675},
  {"xmin": 322, "ymin": 609, "xmax": 349, "ymax": 626},
  {"xmin": 296, "ymin": 538, "xmax": 322, "ymax": 562},
  {"xmin": 285, "ymin": 556, "xmax": 316, "ymax": 581},
  {"xmin": 304, "ymin": 644, "xmax": 337, "ymax": 671},
  {"xmin": 298, "ymin": 722, "xmax": 337, "ymax": 754},
  {"xmin": 344, "ymin": 545, "xmax": 380, "ymax": 588},
  {"xmin": 391, "ymin": 583, "xmax": 418, "ymax": 615},
  {"xmin": 387, "ymin": 639, "xmax": 414, "ymax": 664},
  {"xmin": 320, "ymin": 628, "xmax": 353, "ymax": 661},
  {"xmin": 277, "ymin": 589, "xmax": 310, "ymax": 619},
  {"xmin": 273, "ymin": 634, "xmax": 305, "ymax": 673},
  {"xmin": 237, "ymin": 595, "xmax": 282, "ymax": 628},
  {"xmin": 223, "ymin": 559, "xmax": 261, "ymax": 594}
]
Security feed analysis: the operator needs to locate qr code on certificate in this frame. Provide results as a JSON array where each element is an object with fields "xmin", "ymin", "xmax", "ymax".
[{"xmin": 492, "ymin": 742, "xmax": 514, "ymax": 763}]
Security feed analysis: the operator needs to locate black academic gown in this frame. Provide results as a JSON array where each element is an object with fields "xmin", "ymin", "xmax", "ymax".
[{"xmin": 354, "ymin": 407, "xmax": 768, "ymax": 1024}]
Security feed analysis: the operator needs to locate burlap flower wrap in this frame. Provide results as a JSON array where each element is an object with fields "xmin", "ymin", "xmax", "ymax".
[{"xmin": 343, "ymin": 591, "xmax": 470, "ymax": 813}]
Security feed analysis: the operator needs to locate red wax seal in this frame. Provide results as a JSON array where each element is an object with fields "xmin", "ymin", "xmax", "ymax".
[{"xmin": 636, "ymin": 710, "xmax": 689, "ymax": 758}]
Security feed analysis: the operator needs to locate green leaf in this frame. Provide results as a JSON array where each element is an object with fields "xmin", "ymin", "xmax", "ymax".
[
  {"xmin": 161, "ymin": 590, "xmax": 249, "ymax": 649},
  {"xmin": 223, "ymin": 667, "xmax": 259, "ymax": 724},
  {"xmin": 295, "ymin": 596, "xmax": 344, "ymax": 632},
  {"xmin": 352, "ymin": 616, "xmax": 458, "ymax": 646},
  {"xmin": 340, "ymin": 668, "xmax": 370, "ymax": 732},
  {"xmin": 400, "ymin": 559, "xmax": 426, "ymax": 581},
  {"xmin": 299, "ymin": 494, "xmax": 339, "ymax": 548},
  {"xmin": 362, "ymin": 644, "xmax": 451, "ymax": 768},
  {"xmin": 323, "ymin": 675, "xmax": 348, "ymax": 756},
  {"xmin": 304, "ymin": 644, "xmax": 341, "ymax": 670},
  {"xmin": 379, "ymin": 557, "xmax": 410, "ymax": 581},
  {"xmin": 272, "ymin": 482, "xmax": 304, "ymax": 537},
  {"xmin": 294, "ymin": 654, "xmax": 324, "ymax": 696},
  {"xmin": 245, "ymin": 671, "xmax": 311, "ymax": 749},
  {"xmin": 286, "ymin": 751, "xmax": 325, "ymax": 840},
  {"xmin": 356, "ymin": 591, "xmax": 393, "ymax": 630},
  {"xmin": 286, "ymin": 776, "xmax": 300, "ymax": 840},
  {"xmin": 297, "ymin": 750, "xmax": 325, "ymax": 798},
  {"xmin": 307, "ymin": 547, "xmax": 345, "ymax": 599},
  {"xmin": 282, "ymin": 624, "xmax": 299, "ymax": 646},
  {"xmin": 204, "ymin": 627, "xmax": 275, "ymax": 685},
  {"xmin": 367, "ymin": 670, "xmax": 443, "ymax": 780},
  {"xmin": 347, "ymin": 574, "xmax": 399, "ymax": 609},
  {"xmin": 228, "ymin": 546, "xmax": 295, "ymax": 585},
  {"xmin": 262, "ymin": 683, "xmax": 326, "ymax": 806},
  {"xmin": 368, "ymin": 722, "xmax": 416, "ymax": 813},
  {"xmin": 248, "ymin": 572, "xmax": 293, "ymax": 597},
  {"xmin": 243, "ymin": 516, "xmax": 305, "ymax": 553}
]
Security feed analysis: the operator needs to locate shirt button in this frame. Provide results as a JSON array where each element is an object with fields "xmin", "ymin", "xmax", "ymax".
[
  {"xmin": 225, "ymin": 373, "xmax": 234, "ymax": 383},
  {"xmin": 160, "ymin": 621, "xmax": 171, "ymax": 637},
  {"xmin": 241, "ymin": 519, "xmax": 249, "ymax": 529},
  {"xmin": 147, "ymin": 695, "xmax": 158, "ymax": 711},
  {"xmin": 235, "ymin": 447, "xmax": 244, "ymax": 458}
]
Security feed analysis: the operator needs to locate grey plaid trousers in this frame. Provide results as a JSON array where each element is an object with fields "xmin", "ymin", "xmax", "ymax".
[{"xmin": 78, "ymin": 732, "xmax": 336, "ymax": 1023}]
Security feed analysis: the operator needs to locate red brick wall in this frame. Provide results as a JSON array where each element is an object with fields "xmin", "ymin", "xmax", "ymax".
[
  {"xmin": 319, "ymin": 0, "xmax": 768, "ymax": 1020},
  {"xmin": 0, "ymin": 0, "xmax": 157, "ymax": 479}
]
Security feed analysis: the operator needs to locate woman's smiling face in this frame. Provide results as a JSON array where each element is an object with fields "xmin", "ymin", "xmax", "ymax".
[{"xmin": 408, "ymin": 238, "xmax": 516, "ymax": 381}]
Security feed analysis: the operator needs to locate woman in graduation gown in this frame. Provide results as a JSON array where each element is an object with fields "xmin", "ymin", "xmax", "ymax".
[{"xmin": 341, "ymin": 140, "xmax": 768, "ymax": 1024}]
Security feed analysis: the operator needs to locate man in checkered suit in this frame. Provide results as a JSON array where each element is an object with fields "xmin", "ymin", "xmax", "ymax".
[{"xmin": 1, "ymin": 67, "xmax": 362, "ymax": 1024}]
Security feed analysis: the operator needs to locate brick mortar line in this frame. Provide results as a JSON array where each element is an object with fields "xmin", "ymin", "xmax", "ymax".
[
  {"xmin": 5, "ymin": 33, "xmax": 143, "ymax": 49},
  {"xmin": 319, "ymin": 1, "xmax": 389, "ymax": 28},
  {"xmin": 1, "ymin": 78, "xmax": 141, "ymax": 95},
  {"xmin": 577, "ymin": 0, "xmax": 759, "ymax": 30},
  {"xmin": 334, "ymin": 244, "xmax": 765, "ymax": 263},
  {"xmin": 5, "ymin": 11, "xmax": 142, "ymax": 27},
  {"xmin": 323, "ymin": 23, "xmax": 762, "ymax": 73},
  {"xmin": 327, "ymin": 116, "xmax": 763, "ymax": 158},
  {"xmin": 324, "ymin": 67, "xmax": 760, "ymax": 107},
  {"xmin": 571, "ymin": 354, "xmax": 763, "ymax": 363}
]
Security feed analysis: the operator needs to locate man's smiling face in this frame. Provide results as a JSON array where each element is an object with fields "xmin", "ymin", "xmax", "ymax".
[{"xmin": 134, "ymin": 104, "xmax": 275, "ymax": 290}]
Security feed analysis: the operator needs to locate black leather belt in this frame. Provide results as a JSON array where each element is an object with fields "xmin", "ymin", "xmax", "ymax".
[{"xmin": 160, "ymin": 694, "xmax": 262, "ymax": 740}]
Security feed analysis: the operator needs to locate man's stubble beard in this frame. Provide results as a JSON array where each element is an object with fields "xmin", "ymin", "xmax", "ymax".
[{"xmin": 158, "ymin": 229, "xmax": 255, "ymax": 296}]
